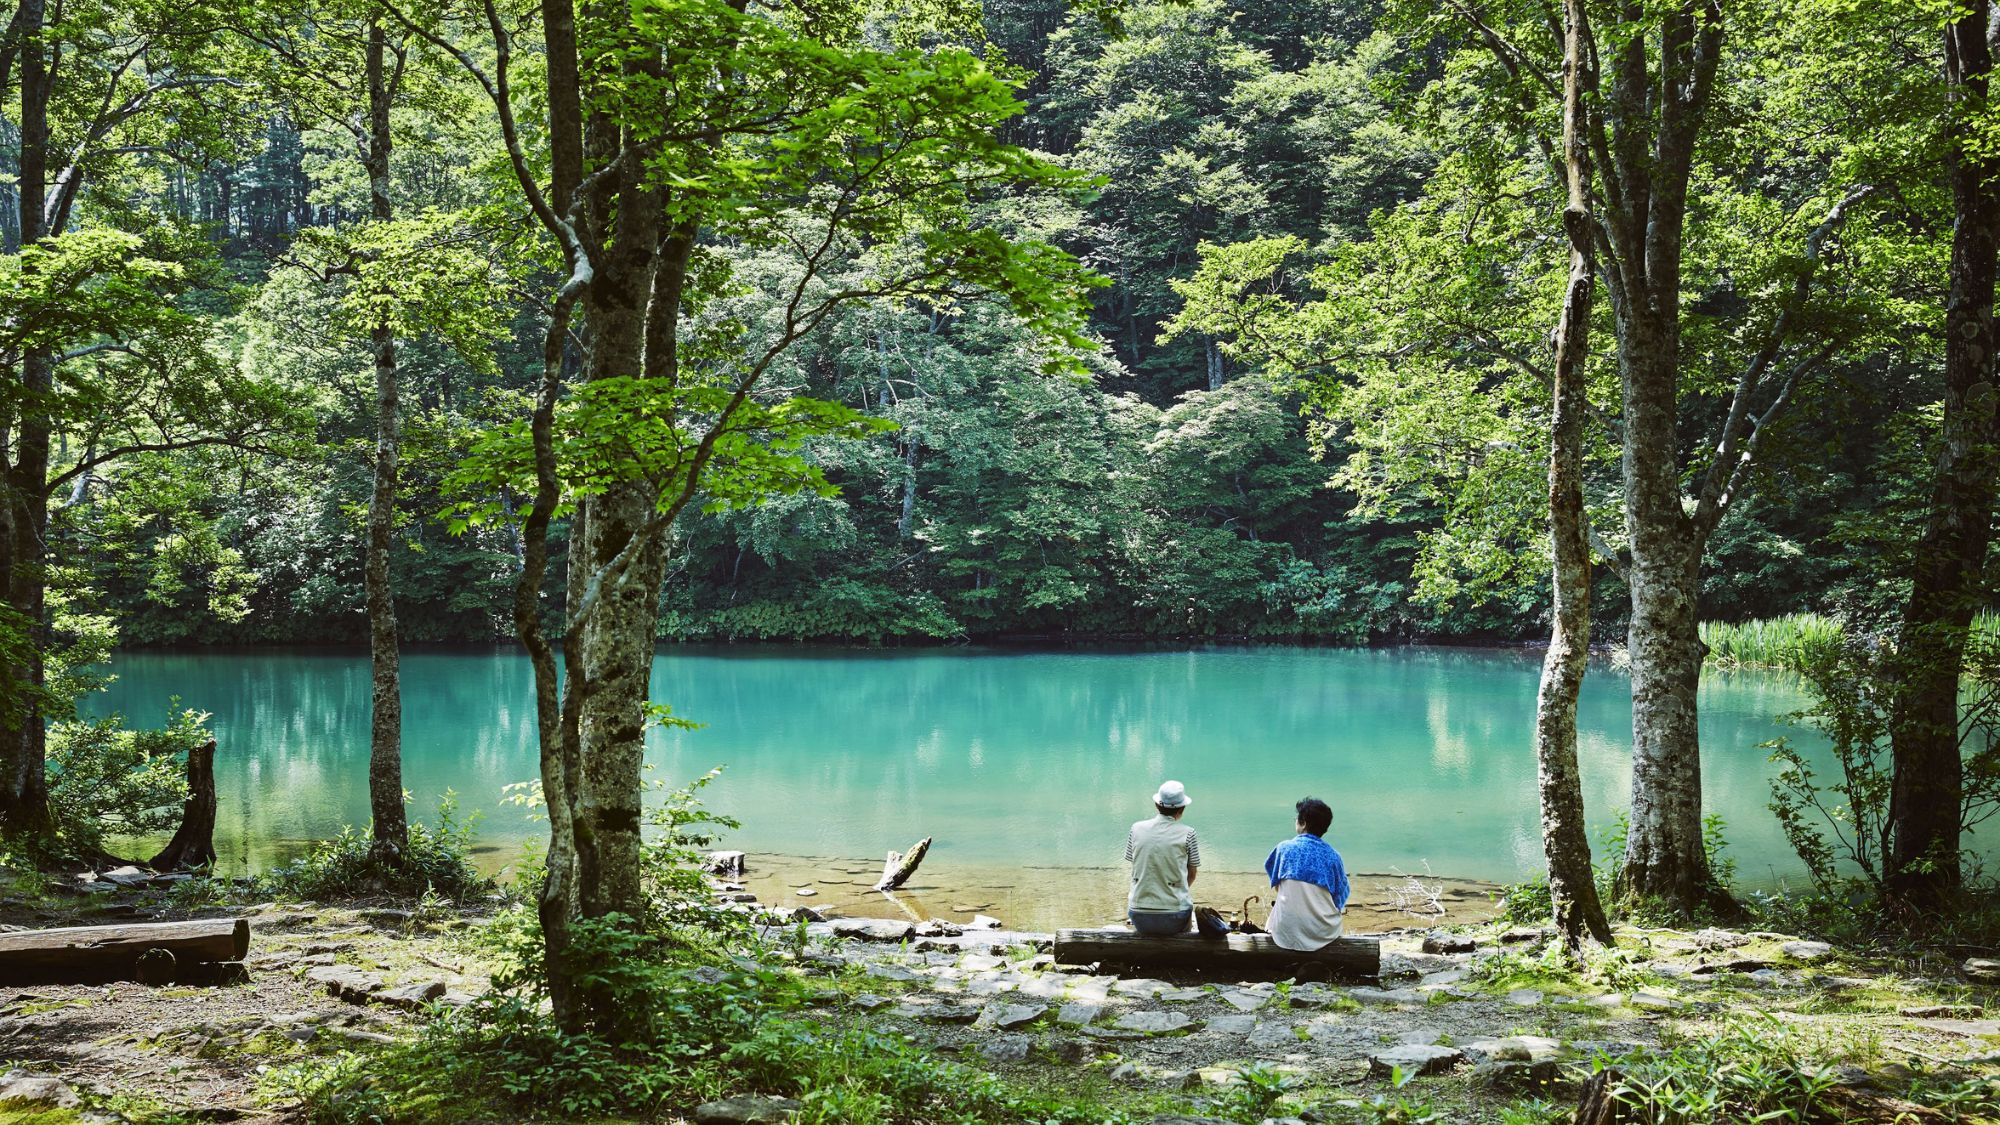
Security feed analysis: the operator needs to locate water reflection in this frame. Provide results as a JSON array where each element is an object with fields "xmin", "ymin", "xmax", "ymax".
[{"xmin": 90, "ymin": 644, "xmax": 1831, "ymax": 888}]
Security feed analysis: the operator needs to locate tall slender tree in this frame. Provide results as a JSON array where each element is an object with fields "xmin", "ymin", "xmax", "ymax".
[
  {"xmin": 1532, "ymin": 0, "xmax": 1611, "ymax": 949},
  {"xmin": 1887, "ymin": 0, "xmax": 2000, "ymax": 909}
]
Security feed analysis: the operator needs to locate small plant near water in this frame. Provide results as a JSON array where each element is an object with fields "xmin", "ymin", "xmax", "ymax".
[
  {"xmin": 265, "ymin": 792, "xmax": 490, "ymax": 902},
  {"xmin": 1701, "ymin": 613, "xmax": 1846, "ymax": 672}
]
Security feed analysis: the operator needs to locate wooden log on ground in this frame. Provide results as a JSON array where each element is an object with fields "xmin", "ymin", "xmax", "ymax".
[
  {"xmin": 150, "ymin": 738, "xmax": 218, "ymax": 871},
  {"xmin": 0, "ymin": 918, "xmax": 249, "ymax": 982},
  {"xmin": 1053, "ymin": 927, "xmax": 1379, "ymax": 978},
  {"xmin": 874, "ymin": 837, "xmax": 931, "ymax": 891}
]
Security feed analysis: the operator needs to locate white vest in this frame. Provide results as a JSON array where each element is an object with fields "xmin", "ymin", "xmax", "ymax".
[{"xmin": 1127, "ymin": 814, "xmax": 1197, "ymax": 913}]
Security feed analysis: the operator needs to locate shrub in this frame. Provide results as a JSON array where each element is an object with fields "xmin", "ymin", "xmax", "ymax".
[
  {"xmin": 266, "ymin": 793, "xmax": 490, "ymax": 901},
  {"xmin": 45, "ymin": 705, "xmax": 206, "ymax": 862},
  {"xmin": 1700, "ymin": 613, "xmax": 1845, "ymax": 672}
]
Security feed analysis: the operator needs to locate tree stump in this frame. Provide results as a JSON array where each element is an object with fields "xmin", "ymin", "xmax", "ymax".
[
  {"xmin": 1573, "ymin": 1069, "xmax": 1631, "ymax": 1125},
  {"xmin": 150, "ymin": 738, "xmax": 217, "ymax": 871}
]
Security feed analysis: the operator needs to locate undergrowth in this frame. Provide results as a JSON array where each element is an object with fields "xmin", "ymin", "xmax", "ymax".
[{"xmin": 261, "ymin": 793, "xmax": 490, "ymax": 902}]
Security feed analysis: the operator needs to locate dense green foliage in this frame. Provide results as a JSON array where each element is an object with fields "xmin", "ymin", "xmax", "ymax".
[{"xmin": 39, "ymin": 0, "xmax": 1978, "ymax": 650}]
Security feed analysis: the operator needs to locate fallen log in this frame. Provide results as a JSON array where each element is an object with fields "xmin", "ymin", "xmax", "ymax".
[
  {"xmin": 874, "ymin": 837, "xmax": 931, "ymax": 892},
  {"xmin": 1053, "ymin": 927, "xmax": 1379, "ymax": 979},
  {"xmin": 0, "ymin": 918, "xmax": 249, "ymax": 983},
  {"xmin": 150, "ymin": 738, "xmax": 219, "ymax": 871}
]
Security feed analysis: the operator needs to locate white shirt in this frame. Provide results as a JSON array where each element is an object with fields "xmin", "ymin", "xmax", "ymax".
[
  {"xmin": 1125, "ymin": 814, "xmax": 1201, "ymax": 913},
  {"xmin": 1266, "ymin": 878, "xmax": 1344, "ymax": 951}
]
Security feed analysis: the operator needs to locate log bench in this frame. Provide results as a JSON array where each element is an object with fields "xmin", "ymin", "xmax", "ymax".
[
  {"xmin": 1054, "ymin": 927, "xmax": 1380, "ymax": 980},
  {"xmin": 0, "ymin": 918, "xmax": 250, "ymax": 984}
]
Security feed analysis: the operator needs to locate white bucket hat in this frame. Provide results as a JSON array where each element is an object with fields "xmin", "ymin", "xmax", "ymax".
[{"xmin": 1153, "ymin": 779, "xmax": 1191, "ymax": 809}]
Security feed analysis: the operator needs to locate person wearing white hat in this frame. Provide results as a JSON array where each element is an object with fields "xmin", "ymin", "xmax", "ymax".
[{"xmin": 1124, "ymin": 779, "xmax": 1202, "ymax": 935}]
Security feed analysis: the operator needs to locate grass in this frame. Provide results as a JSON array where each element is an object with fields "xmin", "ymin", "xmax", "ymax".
[{"xmin": 1700, "ymin": 613, "xmax": 1846, "ymax": 672}]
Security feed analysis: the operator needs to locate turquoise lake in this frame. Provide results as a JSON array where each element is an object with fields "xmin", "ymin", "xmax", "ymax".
[{"xmin": 87, "ymin": 645, "xmax": 1827, "ymax": 900}]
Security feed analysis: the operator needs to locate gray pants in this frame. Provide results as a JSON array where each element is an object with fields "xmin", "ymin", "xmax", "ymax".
[{"xmin": 1129, "ymin": 908, "xmax": 1192, "ymax": 935}]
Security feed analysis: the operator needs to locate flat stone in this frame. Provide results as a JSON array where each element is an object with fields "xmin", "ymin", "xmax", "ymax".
[
  {"xmin": 865, "ymin": 963, "xmax": 920, "ymax": 982},
  {"xmin": 100, "ymin": 866, "xmax": 152, "ymax": 887},
  {"xmin": 1631, "ymin": 991, "xmax": 1682, "ymax": 1011},
  {"xmin": 852, "ymin": 993, "xmax": 892, "ymax": 1010},
  {"xmin": 1113, "ymin": 978, "xmax": 1169, "ymax": 998},
  {"xmin": 1912, "ymin": 1018, "xmax": 2000, "ymax": 1037},
  {"xmin": 1249, "ymin": 1021, "xmax": 1304, "ymax": 1050},
  {"xmin": 1222, "ymin": 990, "xmax": 1270, "ymax": 1012},
  {"xmin": 1587, "ymin": 993, "xmax": 1625, "ymax": 1008},
  {"xmin": 1416, "ymin": 970, "xmax": 1466, "ymax": 989},
  {"xmin": 1472, "ymin": 1059, "xmax": 1563, "ymax": 1091},
  {"xmin": 1349, "ymin": 987, "xmax": 1420, "ymax": 1005},
  {"xmin": 968, "ymin": 915, "xmax": 1005, "ymax": 929},
  {"xmin": 922, "ymin": 1004, "xmax": 982, "ymax": 1024},
  {"xmin": 306, "ymin": 965, "xmax": 385, "ymax": 1004},
  {"xmin": 703, "ymin": 851, "xmax": 748, "ymax": 877},
  {"xmin": 1396, "ymin": 1028, "xmax": 1442, "ymax": 1045},
  {"xmin": 1114, "ymin": 1010, "xmax": 1193, "ymax": 1034},
  {"xmin": 1146, "ymin": 1118, "xmax": 1236, "ymax": 1125},
  {"xmin": 1693, "ymin": 928, "xmax": 1751, "ymax": 950},
  {"xmin": 694, "ymin": 1095, "xmax": 800, "ymax": 1124},
  {"xmin": 977, "ymin": 1002, "xmax": 1047, "ymax": 1030},
  {"xmin": 1964, "ymin": 958, "xmax": 2000, "ymax": 984},
  {"xmin": 1506, "ymin": 989, "xmax": 1544, "ymax": 1006},
  {"xmin": 1499, "ymin": 928, "xmax": 1546, "ymax": 945},
  {"xmin": 1781, "ymin": 940, "xmax": 1833, "ymax": 962},
  {"xmin": 0, "ymin": 1071, "xmax": 81, "ymax": 1108},
  {"xmin": 1901, "ymin": 1005, "xmax": 1983, "ymax": 1018},
  {"xmin": 370, "ymin": 980, "xmax": 447, "ymax": 1010},
  {"xmin": 831, "ymin": 918, "xmax": 915, "ymax": 943},
  {"xmin": 1161, "ymin": 987, "xmax": 1208, "ymax": 1002},
  {"xmin": 1422, "ymin": 933, "xmax": 1477, "ymax": 954},
  {"xmin": 1206, "ymin": 1014, "xmax": 1257, "ymax": 1035},
  {"xmin": 980, "ymin": 1035, "xmax": 1032, "ymax": 1062},
  {"xmin": 1057, "ymin": 1002, "xmax": 1103, "ymax": 1026},
  {"xmin": 794, "ymin": 888, "xmax": 817, "ymax": 897},
  {"xmin": 1369, "ymin": 1044, "xmax": 1464, "ymax": 1077},
  {"xmin": 1051, "ymin": 1038, "xmax": 1092, "ymax": 1064}
]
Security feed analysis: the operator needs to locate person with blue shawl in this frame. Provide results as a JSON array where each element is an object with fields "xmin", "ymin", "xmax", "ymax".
[{"xmin": 1263, "ymin": 796, "xmax": 1350, "ymax": 951}]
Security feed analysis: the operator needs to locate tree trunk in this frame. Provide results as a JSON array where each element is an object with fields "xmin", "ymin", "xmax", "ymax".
[
  {"xmin": 1613, "ymin": 308, "xmax": 1716, "ymax": 912},
  {"xmin": 362, "ymin": 19, "xmax": 407, "ymax": 865},
  {"xmin": 149, "ymin": 739, "xmax": 218, "ymax": 871},
  {"xmin": 1206, "ymin": 336, "xmax": 1224, "ymax": 391},
  {"xmin": 1535, "ymin": 0, "xmax": 1613, "ymax": 950},
  {"xmin": 1887, "ymin": 0, "xmax": 2000, "ymax": 909},
  {"xmin": 898, "ymin": 441, "xmax": 919, "ymax": 540},
  {"xmin": 0, "ymin": 0, "xmax": 53, "ymax": 842}
]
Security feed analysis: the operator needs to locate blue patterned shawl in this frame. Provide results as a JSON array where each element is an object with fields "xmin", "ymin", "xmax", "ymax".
[{"xmin": 1264, "ymin": 833, "xmax": 1350, "ymax": 910}]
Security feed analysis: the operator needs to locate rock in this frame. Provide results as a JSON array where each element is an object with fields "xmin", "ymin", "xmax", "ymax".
[
  {"xmin": 1114, "ymin": 1010, "xmax": 1193, "ymax": 1034},
  {"xmin": 1964, "ymin": 958, "xmax": 2000, "ymax": 984},
  {"xmin": 967, "ymin": 914, "xmax": 1005, "ymax": 930},
  {"xmin": 852, "ymin": 994, "xmax": 892, "ymax": 1010},
  {"xmin": 1901, "ymin": 1004, "xmax": 1983, "ymax": 1018},
  {"xmin": 1051, "ymin": 1038, "xmax": 1092, "ymax": 1064},
  {"xmin": 1499, "ymin": 928, "xmax": 1546, "ymax": 944},
  {"xmin": 0, "ymin": 1070, "xmax": 81, "ymax": 1108},
  {"xmin": 1161, "ymin": 987, "xmax": 1208, "ymax": 1002},
  {"xmin": 1587, "ymin": 993, "xmax": 1625, "ymax": 1008},
  {"xmin": 1206, "ymin": 1014, "xmax": 1257, "ymax": 1035},
  {"xmin": 307, "ymin": 965, "xmax": 386, "ymax": 1004},
  {"xmin": 371, "ymin": 980, "xmax": 448, "ymax": 1010},
  {"xmin": 1112, "ymin": 978, "xmax": 1169, "ymax": 997},
  {"xmin": 100, "ymin": 866, "xmax": 152, "ymax": 888},
  {"xmin": 1248, "ymin": 1021, "xmax": 1303, "ymax": 1050},
  {"xmin": 1286, "ymin": 985, "xmax": 1338, "ymax": 1006},
  {"xmin": 703, "ymin": 851, "xmax": 748, "ymax": 878},
  {"xmin": 1781, "ymin": 940, "xmax": 1833, "ymax": 962},
  {"xmin": 977, "ymin": 1002, "xmax": 1047, "ymax": 1030},
  {"xmin": 1057, "ymin": 1001, "xmax": 1103, "ymax": 1026},
  {"xmin": 359, "ymin": 907, "xmax": 415, "ymax": 925},
  {"xmin": 922, "ymin": 1004, "xmax": 982, "ymax": 1024},
  {"xmin": 1348, "ymin": 987, "xmax": 1420, "ymax": 1005},
  {"xmin": 1221, "ymin": 989, "xmax": 1270, "ymax": 1012},
  {"xmin": 1396, "ymin": 1028, "xmax": 1442, "ymax": 1046},
  {"xmin": 694, "ymin": 1095, "xmax": 799, "ymax": 1125},
  {"xmin": 832, "ymin": 918, "xmax": 915, "ymax": 943},
  {"xmin": 979, "ymin": 1035, "xmax": 1032, "ymax": 1062},
  {"xmin": 1693, "ymin": 928, "xmax": 1751, "ymax": 950},
  {"xmin": 1472, "ymin": 1059, "xmax": 1563, "ymax": 1092},
  {"xmin": 1416, "ymin": 970, "xmax": 1466, "ymax": 990},
  {"xmin": 1422, "ymin": 932, "xmax": 1476, "ymax": 955},
  {"xmin": 1369, "ymin": 1044, "xmax": 1464, "ymax": 1077},
  {"xmin": 1630, "ymin": 991, "xmax": 1682, "ymax": 1012},
  {"xmin": 1146, "ymin": 1117, "xmax": 1236, "ymax": 1125},
  {"xmin": 1108, "ymin": 1062, "xmax": 1142, "ymax": 1083},
  {"xmin": 865, "ymin": 963, "xmax": 920, "ymax": 982},
  {"xmin": 761, "ymin": 906, "xmax": 825, "ymax": 925},
  {"xmin": 795, "ymin": 888, "xmax": 817, "ymax": 897},
  {"xmin": 1505, "ymin": 989, "xmax": 1544, "ymax": 1006},
  {"xmin": 914, "ymin": 920, "xmax": 964, "ymax": 938}
]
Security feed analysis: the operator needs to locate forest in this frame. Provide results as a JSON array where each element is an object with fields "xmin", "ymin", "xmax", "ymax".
[{"xmin": 1, "ymin": 0, "xmax": 1999, "ymax": 1121}]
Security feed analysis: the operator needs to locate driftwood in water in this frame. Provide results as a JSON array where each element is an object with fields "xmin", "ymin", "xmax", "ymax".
[
  {"xmin": 874, "ymin": 837, "xmax": 931, "ymax": 891},
  {"xmin": 0, "ymin": 918, "xmax": 249, "ymax": 983},
  {"xmin": 150, "ymin": 738, "xmax": 218, "ymax": 871},
  {"xmin": 1053, "ymin": 927, "xmax": 1379, "ymax": 979}
]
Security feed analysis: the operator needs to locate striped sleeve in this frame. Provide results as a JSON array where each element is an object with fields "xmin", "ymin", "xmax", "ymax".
[
  {"xmin": 1185, "ymin": 829, "xmax": 1201, "ymax": 869},
  {"xmin": 1125, "ymin": 829, "xmax": 1135, "ymax": 864}
]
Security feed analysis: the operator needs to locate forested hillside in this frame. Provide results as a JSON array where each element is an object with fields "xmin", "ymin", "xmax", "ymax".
[{"xmin": 52, "ymin": 0, "xmax": 1944, "ymax": 649}]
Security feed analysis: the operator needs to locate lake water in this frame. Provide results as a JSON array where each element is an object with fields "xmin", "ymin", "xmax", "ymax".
[{"xmin": 87, "ymin": 645, "xmax": 1826, "ymax": 923}]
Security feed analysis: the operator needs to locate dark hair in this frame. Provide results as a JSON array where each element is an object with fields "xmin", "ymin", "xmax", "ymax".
[
  {"xmin": 1295, "ymin": 797, "xmax": 1332, "ymax": 837},
  {"xmin": 1156, "ymin": 802, "xmax": 1184, "ymax": 818}
]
